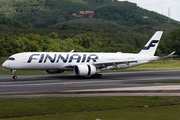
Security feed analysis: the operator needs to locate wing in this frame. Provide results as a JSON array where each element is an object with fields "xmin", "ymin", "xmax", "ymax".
[
  {"xmin": 94, "ymin": 60, "xmax": 138, "ymax": 70},
  {"xmin": 62, "ymin": 60, "xmax": 138, "ymax": 71}
]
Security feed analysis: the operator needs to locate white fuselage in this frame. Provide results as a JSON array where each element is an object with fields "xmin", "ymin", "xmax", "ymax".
[{"xmin": 2, "ymin": 52, "xmax": 159, "ymax": 70}]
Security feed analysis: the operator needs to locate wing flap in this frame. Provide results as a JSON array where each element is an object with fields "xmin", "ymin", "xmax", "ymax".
[{"xmin": 94, "ymin": 60, "xmax": 138, "ymax": 69}]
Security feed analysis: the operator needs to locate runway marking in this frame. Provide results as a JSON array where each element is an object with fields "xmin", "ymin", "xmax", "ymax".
[
  {"xmin": 1, "ymin": 70, "xmax": 180, "ymax": 89},
  {"xmin": 1, "ymin": 76, "xmax": 180, "ymax": 87},
  {"xmin": 69, "ymin": 84, "xmax": 180, "ymax": 92},
  {"xmin": 2, "ymin": 75, "xmax": 179, "ymax": 86},
  {"xmin": 0, "ymin": 82, "xmax": 65, "ymax": 87},
  {"xmin": 63, "ymin": 81, "xmax": 102, "ymax": 85},
  {"xmin": 63, "ymin": 77, "xmax": 180, "ymax": 85},
  {"xmin": 0, "ymin": 80, "xmax": 62, "ymax": 85},
  {"xmin": 63, "ymin": 80, "xmax": 135, "ymax": 85},
  {"xmin": 0, "ymin": 80, "xmax": 124, "ymax": 87},
  {"xmin": 0, "ymin": 81, "xmax": 114, "ymax": 87}
]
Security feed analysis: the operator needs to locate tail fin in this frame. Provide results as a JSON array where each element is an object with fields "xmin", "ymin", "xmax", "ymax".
[{"xmin": 139, "ymin": 31, "xmax": 163, "ymax": 56}]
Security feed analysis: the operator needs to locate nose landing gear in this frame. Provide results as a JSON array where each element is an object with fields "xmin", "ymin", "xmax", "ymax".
[{"xmin": 12, "ymin": 70, "xmax": 17, "ymax": 79}]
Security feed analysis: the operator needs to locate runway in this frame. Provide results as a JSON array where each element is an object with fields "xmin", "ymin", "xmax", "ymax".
[{"xmin": 1, "ymin": 70, "xmax": 180, "ymax": 98}]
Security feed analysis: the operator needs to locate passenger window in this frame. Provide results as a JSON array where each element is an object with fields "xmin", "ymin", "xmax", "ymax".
[{"xmin": 8, "ymin": 57, "xmax": 15, "ymax": 61}]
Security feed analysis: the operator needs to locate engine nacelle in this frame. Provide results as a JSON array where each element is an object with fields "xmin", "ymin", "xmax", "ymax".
[
  {"xmin": 45, "ymin": 70, "xmax": 64, "ymax": 74},
  {"xmin": 74, "ymin": 65, "xmax": 96, "ymax": 76}
]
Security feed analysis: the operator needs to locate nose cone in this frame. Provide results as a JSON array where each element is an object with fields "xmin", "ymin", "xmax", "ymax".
[{"xmin": 2, "ymin": 61, "xmax": 8, "ymax": 69}]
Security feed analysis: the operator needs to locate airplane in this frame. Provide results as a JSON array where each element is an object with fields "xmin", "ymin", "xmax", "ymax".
[{"xmin": 2, "ymin": 31, "xmax": 175, "ymax": 79}]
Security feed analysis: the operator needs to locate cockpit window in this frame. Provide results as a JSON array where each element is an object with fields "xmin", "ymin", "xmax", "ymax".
[{"xmin": 8, "ymin": 57, "xmax": 15, "ymax": 61}]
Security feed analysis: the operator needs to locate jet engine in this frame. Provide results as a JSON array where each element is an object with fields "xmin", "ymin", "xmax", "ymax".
[
  {"xmin": 74, "ymin": 65, "xmax": 96, "ymax": 76},
  {"xmin": 45, "ymin": 70, "xmax": 64, "ymax": 74}
]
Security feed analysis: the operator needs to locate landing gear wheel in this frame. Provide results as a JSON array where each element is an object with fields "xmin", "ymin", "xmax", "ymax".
[
  {"xmin": 91, "ymin": 74, "xmax": 102, "ymax": 78},
  {"xmin": 13, "ymin": 76, "xmax": 17, "ymax": 79},
  {"xmin": 97, "ymin": 74, "xmax": 102, "ymax": 78},
  {"xmin": 91, "ymin": 75, "xmax": 95, "ymax": 78}
]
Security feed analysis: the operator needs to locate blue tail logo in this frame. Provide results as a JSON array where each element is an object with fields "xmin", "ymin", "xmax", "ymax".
[{"xmin": 143, "ymin": 40, "xmax": 159, "ymax": 50}]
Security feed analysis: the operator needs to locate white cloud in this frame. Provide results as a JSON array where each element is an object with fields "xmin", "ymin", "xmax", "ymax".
[{"xmin": 118, "ymin": 0, "xmax": 180, "ymax": 21}]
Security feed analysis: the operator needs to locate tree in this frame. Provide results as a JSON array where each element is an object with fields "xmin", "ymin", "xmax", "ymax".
[{"xmin": 49, "ymin": 32, "xmax": 58, "ymax": 39}]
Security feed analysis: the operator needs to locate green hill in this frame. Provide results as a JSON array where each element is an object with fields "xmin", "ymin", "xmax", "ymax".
[
  {"xmin": 0, "ymin": 0, "xmax": 180, "ymax": 57},
  {"xmin": 0, "ymin": 16, "xmax": 34, "ymax": 31},
  {"xmin": 94, "ymin": 1, "xmax": 179, "ymax": 26},
  {"xmin": 0, "ymin": 0, "xmax": 179, "ymax": 28},
  {"xmin": 0, "ymin": 0, "xmax": 115, "ymax": 28}
]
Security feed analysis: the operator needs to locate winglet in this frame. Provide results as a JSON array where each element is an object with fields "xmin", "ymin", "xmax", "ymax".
[
  {"xmin": 139, "ymin": 31, "xmax": 163, "ymax": 56},
  {"xmin": 70, "ymin": 50, "xmax": 74, "ymax": 53}
]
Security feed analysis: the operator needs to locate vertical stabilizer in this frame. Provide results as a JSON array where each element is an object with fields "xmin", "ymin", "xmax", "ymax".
[{"xmin": 139, "ymin": 31, "xmax": 163, "ymax": 56}]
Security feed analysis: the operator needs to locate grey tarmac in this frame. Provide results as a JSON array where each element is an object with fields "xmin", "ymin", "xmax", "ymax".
[{"xmin": 1, "ymin": 70, "xmax": 180, "ymax": 98}]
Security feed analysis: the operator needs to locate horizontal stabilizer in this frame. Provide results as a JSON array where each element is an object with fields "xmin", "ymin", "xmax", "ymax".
[{"xmin": 160, "ymin": 51, "xmax": 177, "ymax": 59}]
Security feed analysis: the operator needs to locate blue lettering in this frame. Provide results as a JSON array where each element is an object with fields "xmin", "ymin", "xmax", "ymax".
[
  {"xmin": 87, "ymin": 54, "xmax": 98, "ymax": 62},
  {"xmin": 81, "ymin": 54, "xmax": 86, "ymax": 63},
  {"xmin": 69, "ymin": 54, "xmax": 81, "ymax": 63},
  {"xmin": 27, "ymin": 54, "xmax": 40, "ymax": 63},
  {"xmin": 27, "ymin": 54, "xmax": 99, "ymax": 63},
  {"xmin": 39, "ymin": 54, "xmax": 44, "ymax": 63},
  {"xmin": 44, "ymin": 54, "xmax": 57, "ymax": 63},
  {"xmin": 56, "ymin": 54, "xmax": 69, "ymax": 63}
]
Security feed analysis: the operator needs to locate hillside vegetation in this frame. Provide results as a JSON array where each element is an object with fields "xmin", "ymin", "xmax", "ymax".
[
  {"xmin": 94, "ymin": 1, "xmax": 172, "ymax": 26},
  {"xmin": 0, "ymin": 0, "xmax": 117, "ymax": 28},
  {"xmin": 0, "ymin": 0, "xmax": 179, "ymax": 28},
  {"xmin": 1, "ymin": 27, "xmax": 180, "ymax": 57},
  {"xmin": 0, "ymin": 0, "xmax": 180, "ymax": 57}
]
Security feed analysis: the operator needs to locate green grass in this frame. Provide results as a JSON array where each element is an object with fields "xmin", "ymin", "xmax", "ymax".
[
  {"xmin": 101, "ymin": 60, "xmax": 180, "ymax": 72},
  {"xmin": 0, "ymin": 96, "xmax": 180, "ymax": 119},
  {"xmin": 122, "ymin": 60, "xmax": 180, "ymax": 71},
  {"xmin": 1, "ymin": 60, "xmax": 180, "ymax": 75},
  {"xmin": 4, "ymin": 105, "xmax": 180, "ymax": 120}
]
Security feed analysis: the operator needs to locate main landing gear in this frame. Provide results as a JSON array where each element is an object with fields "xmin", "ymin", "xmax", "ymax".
[
  {"xmin": 12, "ymin": 70, "xmax": 17, "ymax": 79},
  {"xmin": 91, "ymin": 73, "xmax": 102, "ymax": 78}
]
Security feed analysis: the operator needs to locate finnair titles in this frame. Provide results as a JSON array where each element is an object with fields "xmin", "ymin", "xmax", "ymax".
[{"xmin": 27, "ymin": 54, "xmax": 98, "ymax": 63}]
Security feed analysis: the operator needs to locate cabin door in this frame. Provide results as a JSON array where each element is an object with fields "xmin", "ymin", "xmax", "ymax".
[{"xmin": 22, "ymin": 55, "xmax": 26, "ymax": 63}]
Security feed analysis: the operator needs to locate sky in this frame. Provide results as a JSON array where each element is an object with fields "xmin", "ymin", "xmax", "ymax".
[{"xmin": 118, "ymin": 0, "xmax": 180, "ymax": 22}]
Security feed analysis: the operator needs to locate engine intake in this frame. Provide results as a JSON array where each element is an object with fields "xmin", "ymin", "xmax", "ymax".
[{"xmin": 74, "ymin": 65, "xmax": 96, "ymax": 76}]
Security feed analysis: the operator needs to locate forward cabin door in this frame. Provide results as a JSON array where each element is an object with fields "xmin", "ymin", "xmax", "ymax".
[{"xmin": 22, "ymin": 55, "xmax": 26, "ymax": 63}]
